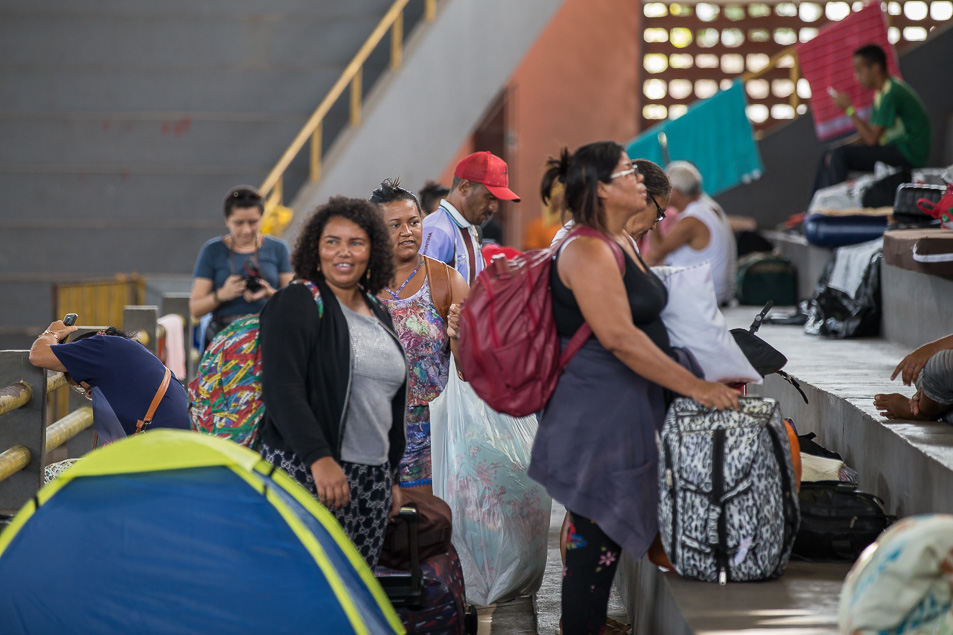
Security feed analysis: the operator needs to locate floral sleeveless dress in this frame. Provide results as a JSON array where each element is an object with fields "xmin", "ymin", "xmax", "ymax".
[{"xmin": 381, "ymin": 277, "xmax": 451, "ymax": 487}]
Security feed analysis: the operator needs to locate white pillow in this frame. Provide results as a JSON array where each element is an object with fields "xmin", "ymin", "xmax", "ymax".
[{"xmin": 653, "ymin": 263, "xmax": 762, "ymax": 384}]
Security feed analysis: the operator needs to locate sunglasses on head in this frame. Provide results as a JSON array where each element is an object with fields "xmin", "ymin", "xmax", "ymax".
[{"xmin": 230, "ymin": 189, "xmax": 263, "ymax": 203}]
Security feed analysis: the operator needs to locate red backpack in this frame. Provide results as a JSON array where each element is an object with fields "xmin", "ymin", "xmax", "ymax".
[{"xmin": 457, "ymin": 225, "xmax": 623, "ymax": 417}]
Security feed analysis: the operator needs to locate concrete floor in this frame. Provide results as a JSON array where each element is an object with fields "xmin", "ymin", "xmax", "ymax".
[{"xmin": 475, "ymin": 500, "xmax": 629, "ymax": 634}]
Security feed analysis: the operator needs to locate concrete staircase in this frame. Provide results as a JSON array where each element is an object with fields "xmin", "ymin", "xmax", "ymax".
[
  {"xmin": 0, "ymin": 0, "xmax": 405, "ymax": 348},
  {"xmin": 283, "ymin": 0, "xmax": 566, "ymax": 243}
]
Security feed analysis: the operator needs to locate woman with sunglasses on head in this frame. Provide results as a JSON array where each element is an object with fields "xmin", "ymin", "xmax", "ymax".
[
  {"xmin": 189, "ymin": 185, "xmax": 293, "ymax": 346},
  {"xmin": 369, "ymin": 179, "xmax": 469, "ymax": 494},
  {"xmin": 257, "ymin": 197, "xmax": 407, "ymax": 567},
  {"xmin": 530, "ymin": 141, "xmax": 740, "ymax": 635},
  {"xmin": 29, "ymin": 322, "xmax": 191, "ymax": 445}
]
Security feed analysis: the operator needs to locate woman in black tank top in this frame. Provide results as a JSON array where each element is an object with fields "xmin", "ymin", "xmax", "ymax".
[{"xmin": 528, "ymin": 142, "xmax": 741, "ymax": 635}]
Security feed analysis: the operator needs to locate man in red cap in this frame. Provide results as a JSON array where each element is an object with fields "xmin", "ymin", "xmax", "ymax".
[{"xmin": 420, "ymin": 151, "xmax": 520, "ymax": 285}]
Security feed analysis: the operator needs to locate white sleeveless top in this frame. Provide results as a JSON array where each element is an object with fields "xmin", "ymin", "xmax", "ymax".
[{"xmin": 665, "ymin": 198, "xmax": 737, "ymax": 305}]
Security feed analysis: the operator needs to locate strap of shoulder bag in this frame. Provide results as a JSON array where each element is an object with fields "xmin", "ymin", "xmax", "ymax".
[
  {"xmin": 424, "ymin": 256, "xmax": 453, "ymax": 324},
  {"xmin": 136, "ymin": 367, "xmax": 172, "ymax": 434},
  {"xmin": 557, "ymin": 225, "xmax": 626, "ymax": 368}
]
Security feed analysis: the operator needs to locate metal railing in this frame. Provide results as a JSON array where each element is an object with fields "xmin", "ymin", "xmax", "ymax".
[
  {"xmin": 0, "ymin": 297, "xmax": 195, "ymax": 512},
  {"xmin": 259, "ymin": 0, "xmax": 438, "ymax": 231},
  {"xmin": 740, "ymin": 45, "xmax": 801, "ymax": 114}
]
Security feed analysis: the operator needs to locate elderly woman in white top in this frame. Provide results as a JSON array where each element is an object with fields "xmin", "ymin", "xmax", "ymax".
[{"xmin": 645, "ymin": 161, "xmax": 737, "ymax": 306}]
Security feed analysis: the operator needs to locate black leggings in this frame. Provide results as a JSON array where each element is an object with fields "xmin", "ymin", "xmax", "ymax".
[{"xmin": 562, "ymin": 511, "xmax": 622, "ymax": 635}]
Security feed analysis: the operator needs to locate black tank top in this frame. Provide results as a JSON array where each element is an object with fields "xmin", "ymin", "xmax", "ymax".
[{"xmin": 552, "ymin": 245, "xmax": 671, "ymax": 354}]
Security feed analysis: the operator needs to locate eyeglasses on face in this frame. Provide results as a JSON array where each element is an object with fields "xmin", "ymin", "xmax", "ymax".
[
  {"xmin": 649, "ymin": 194, "xmax": 666, "ymax": 223},
  {"xmin": 609, "ymin": 163, "xmax": 640, "ymax": 181}
]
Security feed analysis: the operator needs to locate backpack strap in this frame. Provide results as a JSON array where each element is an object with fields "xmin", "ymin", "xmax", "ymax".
[
  {"xmin": 291, "ymin": 279, "xmax": 324, "ymax": 318},
  {"xmin": 136, "ymin": 367, "xmax": 172, "ymax": 434},
  {"xmin": 424, "ymin": 257, "xmax": 452, "ymax": 323},
  {"xmin": 556, "ymin": 225, "xmax": 626, "ymax": 368}
]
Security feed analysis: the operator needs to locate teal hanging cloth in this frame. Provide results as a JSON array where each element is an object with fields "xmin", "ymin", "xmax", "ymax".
[
  {"xmin": 625, "ymin": 123, "xmax": 666, "ymax": 165},
  {"xmin": 663, "ymin": 79, "xmax": 763, "ymax": 196}
]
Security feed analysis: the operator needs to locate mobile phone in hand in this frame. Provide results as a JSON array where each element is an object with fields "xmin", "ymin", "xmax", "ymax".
[{"xmin": 63, "ymin": 313, "xmax": 78, "ymax": 326}]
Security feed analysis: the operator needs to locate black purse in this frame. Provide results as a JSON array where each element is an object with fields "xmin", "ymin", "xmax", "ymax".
[{"xmin": 730, "ymin": 302, "xmax": 808, "ymax": 403}]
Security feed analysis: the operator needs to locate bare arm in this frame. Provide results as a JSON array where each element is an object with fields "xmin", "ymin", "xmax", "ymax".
[
  {"xmin": 28, "ymin": 321, "xmax": 77, "ymax": 372},
  {"xmin": 560, "ymin": 238, "xmax": 739, "ymax": 410},
  {"xmin": 189, "ymin": 275, "xmax": 246, "ymax": 319},
  {"xmin": 646, "ymin": 217, "xmax": 709, "ymax": 266},
  {"xmin": 446, "ymin": 268, "xmax": 470, "ymax": 368},
  {"xmin": 832, "ymin": 92, "xmax": 883, "ymax": 146},
  {"xmin": 278, "ymin": 272, "xmax": 295, "ymax": 287},
  {"xmin": 892, "ymin": 333, "xmax": 953, "ymax": 385}
]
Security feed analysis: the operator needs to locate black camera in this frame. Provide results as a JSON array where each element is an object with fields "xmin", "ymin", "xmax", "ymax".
[{"xmin": 243, "ymin": 259, "xmax": 263, "ymax": 293}]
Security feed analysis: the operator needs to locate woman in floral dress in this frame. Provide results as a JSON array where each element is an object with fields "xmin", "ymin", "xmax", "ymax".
[{"xmin": 371, "ymin": 179, "xmax": 469, "ymax": 492}]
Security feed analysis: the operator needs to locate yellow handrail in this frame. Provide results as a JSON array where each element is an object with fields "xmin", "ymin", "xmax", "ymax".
[{"xmin": 259, "ymin": 0, "xmax": 438, "ymax": 227}]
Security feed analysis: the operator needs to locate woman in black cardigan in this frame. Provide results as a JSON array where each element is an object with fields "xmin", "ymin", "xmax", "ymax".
[{"xmin": 258, "ymin": 196, "xmax": 407, "ymax": 566}]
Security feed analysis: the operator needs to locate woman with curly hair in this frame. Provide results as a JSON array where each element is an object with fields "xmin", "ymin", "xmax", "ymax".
[{"xmin": 257, "ymin": 196, "xmax": 407, "ymax": 566}]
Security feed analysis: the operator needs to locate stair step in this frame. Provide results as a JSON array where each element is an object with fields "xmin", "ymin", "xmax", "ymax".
[
  {"xmin": 0, "ymin": 172, "xmax": 298, "ymax": 222},
  {"xmin": 0, "ymin": 11, "xmax": 392, "ymax": 70},
  {"xmin": 0, "ymin": 65, "xmax": 385, "ymax": 113},
  {"xmin": 0, "ymin": 118, "xmax": 308, "ymax": 167}
]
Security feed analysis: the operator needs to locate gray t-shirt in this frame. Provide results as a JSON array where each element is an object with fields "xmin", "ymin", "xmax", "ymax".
[{"xmin": 339, "ymin": 305, "xmax": 406, "ymax": 465}]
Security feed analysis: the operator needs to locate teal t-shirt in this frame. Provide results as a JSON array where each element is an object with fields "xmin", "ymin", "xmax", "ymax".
[
  {"xmin": 870, "ymin": 77, "xmax": 931, "ymax": 167},
  {"xmin": 192, "ymin": 235, "xmax": 292, "ymax": 316}
]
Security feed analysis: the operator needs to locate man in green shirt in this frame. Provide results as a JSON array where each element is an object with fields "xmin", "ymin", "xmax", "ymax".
[{"xmin": 812, "ymin": 44, "xmax": 931, "ymax": 193}]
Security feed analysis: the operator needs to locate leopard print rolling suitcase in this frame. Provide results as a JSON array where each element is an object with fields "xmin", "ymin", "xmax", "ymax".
[{"xmin": 658, "ymin": 397, "xmax": 800, "ymax": 584}]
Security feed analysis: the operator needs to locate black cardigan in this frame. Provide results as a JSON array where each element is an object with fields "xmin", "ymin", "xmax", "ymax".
[{"xmin": 258, "ymin": 277, "xmax": 407, "ymax": 479}]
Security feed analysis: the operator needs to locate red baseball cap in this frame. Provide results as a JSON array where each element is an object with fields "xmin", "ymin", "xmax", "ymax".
[{"xmin": 453, "ymin": 151, "xmax": 520, "ymax": 202}]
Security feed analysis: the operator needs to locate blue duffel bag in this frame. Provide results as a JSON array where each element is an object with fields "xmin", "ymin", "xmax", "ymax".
[{"xmin": 802, "ymin": 213, "xmax": 888, "ymax": 248}]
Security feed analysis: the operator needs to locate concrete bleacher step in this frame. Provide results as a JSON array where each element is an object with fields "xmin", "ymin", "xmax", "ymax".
[{"xmin": 618, "ymin": 304, "xmax": 953, "ymax": 633}]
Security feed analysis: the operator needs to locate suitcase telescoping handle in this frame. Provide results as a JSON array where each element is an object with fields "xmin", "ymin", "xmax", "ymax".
[{"xmin": 397, "ymin": 506, "xmax": 423, "ymax": 594}]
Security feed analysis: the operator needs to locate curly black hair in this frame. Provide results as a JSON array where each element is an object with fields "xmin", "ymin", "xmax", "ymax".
[{"xmin": 292, "ymin": 196, "xmax": 395, "ymax": 295}]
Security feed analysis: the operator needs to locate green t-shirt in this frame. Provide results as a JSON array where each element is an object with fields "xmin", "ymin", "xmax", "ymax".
[{"xmin": 870, "ymin": 77, "xmax": 931, "ymax": 167}]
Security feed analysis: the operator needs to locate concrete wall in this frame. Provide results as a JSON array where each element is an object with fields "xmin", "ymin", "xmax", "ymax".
[
  {"xmin": 432, "ymin": 0, "xmax": 644, "ymax": 248},
  {"xmin": 504, "ymin": 0, "xmax": 643, "ymax": 248},
  {"xmin": 285, "ymin": 0, "xmax": 567, "ymax": 242},
  {"xmin": 716, "ymin": 21, "xmax": 953, "ymax": 229}
]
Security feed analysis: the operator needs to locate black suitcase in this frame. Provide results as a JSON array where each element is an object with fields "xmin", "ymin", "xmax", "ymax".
[{"xmin": 375, "ymin": 507, "xmax": 477, "ymax": 635}]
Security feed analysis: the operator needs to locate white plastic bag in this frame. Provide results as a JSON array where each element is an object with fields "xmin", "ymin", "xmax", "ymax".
[{"xmin": 430, "ymin": 360, "xmax": 551, "ymax": 606}]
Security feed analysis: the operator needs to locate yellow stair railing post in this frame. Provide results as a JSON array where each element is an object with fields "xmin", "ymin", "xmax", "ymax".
[
  {"xmin": 391, "ymin": 12, "xmax": 404, "ymax": 70},
  {"xmin": 310, "ymin": 123, "xmax": 322, "ymax": 183},
  {"xmin": 350, "ymin": 67, "xmax": 363, "ymax": 128}
]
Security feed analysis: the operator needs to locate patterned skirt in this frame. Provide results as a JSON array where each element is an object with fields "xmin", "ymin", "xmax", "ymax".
[
  {"xmin": 260, "ymin": 442, "xmax": 392, "ymax": 566},
  {"xmin": 400, "ymin": 404, "xmax": 432, "ymax": 487}
]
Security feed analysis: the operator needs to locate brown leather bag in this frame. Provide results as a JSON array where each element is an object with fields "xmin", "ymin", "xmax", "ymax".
[
  {"xmin": 377, "ymin": 488, "xmax": 453, "ymax": 570},
  {"xmin": 423, "ymin": 256, "xmax": 452, "ymax": 324}
]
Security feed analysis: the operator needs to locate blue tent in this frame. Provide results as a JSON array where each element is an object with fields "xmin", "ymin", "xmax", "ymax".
[{"xmin": 0, "ymin": 430, "xmax": 403, "ymax": 634}]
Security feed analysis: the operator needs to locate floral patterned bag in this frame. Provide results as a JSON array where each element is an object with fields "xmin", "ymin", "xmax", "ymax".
[{"xmin": 430, "ymin": 361, "xmax": 551, "ymax": 605}]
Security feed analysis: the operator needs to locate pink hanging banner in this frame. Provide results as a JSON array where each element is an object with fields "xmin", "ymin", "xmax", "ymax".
[{"xmin": 796, "ymin": 2, "xmax": 901, "ymax": 141}]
